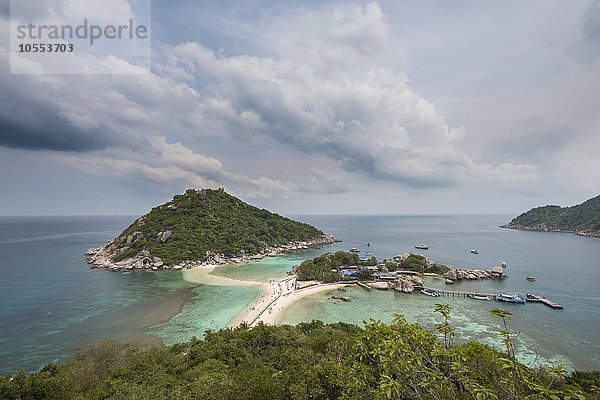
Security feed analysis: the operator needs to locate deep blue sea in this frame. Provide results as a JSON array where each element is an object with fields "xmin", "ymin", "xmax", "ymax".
[{"xmin": 0, "ymin": 214, "xmax": 598, "ymax": 375}]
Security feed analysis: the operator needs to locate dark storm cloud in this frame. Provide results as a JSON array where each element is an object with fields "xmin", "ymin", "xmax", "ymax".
[
  {"xmin": 0, "ymin": 90, "xmax": 114, "ymax": 152},
  {"xmin": 0, "ymin": 117, "xmax": 110, "ymax": 152}
]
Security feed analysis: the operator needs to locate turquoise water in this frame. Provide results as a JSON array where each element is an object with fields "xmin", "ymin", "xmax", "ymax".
[
  {"xmin": 213, "ymin": 253, "xmax": 310, "ymax": 281},
  {"xmin": 276, "ymin": 215, "xmax": 600, "ymax": 370},
  {"xmin": 0, "ymin": 216, "xmax": 259, "ymax": 374},
  {"xmin": 1, "ymin": 214, "xmax": 598, "ymax": 374},
  {"xmin": 147, "ymin": 285, "xmax": 259, "ymax": 345}
]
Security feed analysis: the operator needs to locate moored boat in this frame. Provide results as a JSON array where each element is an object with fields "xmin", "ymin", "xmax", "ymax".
[
  {"xmin": 415, "ymin": 244, "xmax": 429, "ymax": 250},
  {"xmin": 332, "ymin": 295, "xmax": 352, "ymax": 302},
  {"xmin": 350, "ymin": 248, "xmax": 360, "ymax": 253},
  {"xmin": 470, "ymin": 249, "xmax": 479, "ymax": 254},
  {"xmin": 468, "ymin": 294, "xmax": 491, "ymax": 301},
  {"xmin": 421, "ymin": 288, "xmax": 440, "ymax": 297},
  {"xmin": 496, "ymin": 293, "xmax": 526, "ymax": 303},
  {"xmin": 526, "ymin": 276, "xmax": 536, "ymax": 282}
]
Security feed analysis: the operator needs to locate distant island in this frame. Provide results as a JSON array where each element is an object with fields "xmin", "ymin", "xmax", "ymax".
[
  {"xmin": 86, "ymin": 188, "xmax": 336, "ymax": 271},
  {"xmin": 501, "ymin": 195, "xmax": 600, "ymax": 238}
]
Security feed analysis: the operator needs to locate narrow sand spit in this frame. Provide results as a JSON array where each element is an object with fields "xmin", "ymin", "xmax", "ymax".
[{"xmin": 183, "ymin": 265, "xmax": 346, "ymax": 327}]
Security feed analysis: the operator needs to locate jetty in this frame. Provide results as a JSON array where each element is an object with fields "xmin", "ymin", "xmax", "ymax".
[
  {"xmin": 421, "ymin": 288, "xmax": 563, "ymax": 309},
  {"xmin": 356, "ymin": 281, "xmax": 372, "ymax": 291},
  {"xmin": 526, "ymin": 293, "xmax": 563, "ymax": 309}
]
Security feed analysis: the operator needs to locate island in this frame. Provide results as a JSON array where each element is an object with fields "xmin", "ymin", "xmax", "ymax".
[
  {"xmin": 501, "ymin": 195, "xmax": 600, "ymax": 238},
  {"xmin": 85, "ymin": 188, "xmax": 337, "ymax": 271}
]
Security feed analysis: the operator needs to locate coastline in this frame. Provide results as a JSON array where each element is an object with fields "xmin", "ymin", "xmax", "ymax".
[
  {"xmin": 181, "ymin": 261, "xmax": 346, "ymax": 327},
  {"xmin": 85, "ymin": 234, "xmax": 338, "ymax": 272},
  {"xmin": 500, "ymin": 224, "xmax": 600, "ymax": 238}
]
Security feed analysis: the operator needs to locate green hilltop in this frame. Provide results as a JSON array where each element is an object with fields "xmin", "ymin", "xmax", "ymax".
[
  {"xmin": 90, "ymin": 188, "xmax": 330, "ymax": 266},
  {"xmin": 502, "ymin": 195, "xmax": 600, "ymax": 237}
]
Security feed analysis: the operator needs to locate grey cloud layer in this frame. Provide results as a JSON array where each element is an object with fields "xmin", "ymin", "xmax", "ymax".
[{"xmin": 1, "ymin": 2, "xmax": 539, "ymax": 199}]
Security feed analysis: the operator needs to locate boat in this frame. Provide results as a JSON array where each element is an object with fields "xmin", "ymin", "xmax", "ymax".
[
  {"xmin": 468, "ymin": 294, "xmax": 491, "ymax": 301},
  {"xmin": 421, "ymin": 288, "xmax": 440, "ymax": 297},
  {"xmin": 470, "ymin": 249, "xmax": 479, "ymax": 254},
  {"xmin": 496, "ymin": 294, "xmax": 526, "ymax": 303},
  {"xmin": 364, "ymin": 252, "xmax": 372, "ymax": 256},
  {"xmin": 501, "ymin": 261, "xmax": 507, "ymax": 268},
  {"xmin": 350, "ymin": 248, "xmax": 360, "ymax": 253},
  {"xmin": 444, "ymin": 279, "xmax": 454, "ymax": 284},
  {"xmin": 415, "ymin": 244, "xmax": 429, "ymax": 250},
  {"xmin": 526, "ymin": 276, "xmax": 536, "ymax": 282},
  {"xmin": 332, "ymin": 295, "xmax": 352, "ymax": 302}
]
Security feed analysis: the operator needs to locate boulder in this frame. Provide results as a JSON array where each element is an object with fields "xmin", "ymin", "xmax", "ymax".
[
  {"xmin": 446, "ymin": 270, "xmax": 457, "ymax": 281},
  {"xmin": 411, "ymin": 276, "xmax": 424, "ymax": 287},
  {"xmin": 156, "ymin": 230, "xmax": 172, "ymax": 244},
  {"xmin": 126, "ymin": 231, "xmax": 144, "ymax": 245}
]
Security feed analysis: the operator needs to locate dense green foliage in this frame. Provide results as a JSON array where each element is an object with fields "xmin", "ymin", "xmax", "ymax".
[
  {"xmin": 295, "ymin": 251, "xmax": 376, "ymax": 282},
  {"xmin": 387, "ymin": 254, "xmax": 449, "ymax": 274},
  {"xmin": 505, "ymin": 195, "xmax": 600, "ymax": 234},
  {"xmin": 2, "ymin": 317, "xmax": 597, "ymax": 399},
  {"xmin": 110, "ymin": 189, "xmax": 325, "ymax": 264}
]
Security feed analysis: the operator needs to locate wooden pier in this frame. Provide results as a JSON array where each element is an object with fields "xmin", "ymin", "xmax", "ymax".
[
  {"xmin": 526, "ymin": 293, "xmax": 563, "ymax": 309},
  {"xmin": 356, "ymin": 281, "xmax": 372, "ymax": 291},
  {"xmin": 421, "ymin": 288, "xmax": 563, "ymax": 310}
]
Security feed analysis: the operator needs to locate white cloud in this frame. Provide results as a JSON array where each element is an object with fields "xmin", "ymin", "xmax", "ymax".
[
  {"xmin": 168, "ymin": 35, "xmax": 534, "ymax": 187},
  {"xmin": 61, "ymin": 137, "xmax": 297, "ymax": 197}
]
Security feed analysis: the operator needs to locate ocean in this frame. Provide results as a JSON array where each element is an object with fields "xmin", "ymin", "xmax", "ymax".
[{"xmin": 0, "ymin": 214, "xmax": 598, "ymax": 375}]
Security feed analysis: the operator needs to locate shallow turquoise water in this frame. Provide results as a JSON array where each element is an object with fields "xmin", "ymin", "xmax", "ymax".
[
  {"xmin": 279, "ymin": 282, "xmax": 572, "ymax": 369},
  {"xmin": 147, "ymin": 285, "xmax": 259, "ymax": 344}
]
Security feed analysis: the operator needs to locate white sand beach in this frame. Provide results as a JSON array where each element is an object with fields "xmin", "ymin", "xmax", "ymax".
[{"xmin": 182, "ymin": 265, "xmax": 346, "ymax": 327}]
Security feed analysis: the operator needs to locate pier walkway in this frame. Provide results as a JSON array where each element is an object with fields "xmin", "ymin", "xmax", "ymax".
[{"xmin": 422, "ymin": 288, "xmax": 563, "ymax": 310}]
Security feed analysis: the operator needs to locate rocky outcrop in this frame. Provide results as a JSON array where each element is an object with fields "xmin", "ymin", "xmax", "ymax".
[
  {"xmin": 443, "ymin": 267, "xmax": 504, "ymax": 283},
  {"xmin": 126, "ymin": 231, "xmax": 144, "ymax": 245},
  {"xmin": 392, "ymin": 275, "xmax": 425, "ymax": 293},
  {"xmin": 156, "ymin": 229, "xmax": 172, "ymax": 244},
  {"xmin": 85, "ymin": 234, "xmax": 338, "ymax": 272}
]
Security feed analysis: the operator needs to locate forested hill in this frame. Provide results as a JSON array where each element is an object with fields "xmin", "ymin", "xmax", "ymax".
[
  {"xmin": 86, "ymin": 188, "xmax": 333, "ymax": 267},
  {"xmin": 502, "ymin": 195, "xmax": 600, "ymax": 237}
]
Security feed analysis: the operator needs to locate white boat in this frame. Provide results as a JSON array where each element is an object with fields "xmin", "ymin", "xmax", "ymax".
[
  {"xmin": 468, "ymin": 294, "xmax": 491, "ymax": 301},
  {"xmin": 496, "ymin": 294, "xmax": 526, "ymax": 303},
  {"xmin": 526, "ymin": 276, "xmax": 536, "ymax": 282},
  {"xmin": 415, "ymin": 244, "xmax": 429, "ymax": 250},
  {"xmin": 470, "ymin": 249, "xmax": 479, "ymax": 254},
  {"xmin": 350, "ymin": 248, "xmax": 360, "ymax": 253},
  {"xmin": 421, "ymin": 288, "xmax": 440, "ymax": 297}
]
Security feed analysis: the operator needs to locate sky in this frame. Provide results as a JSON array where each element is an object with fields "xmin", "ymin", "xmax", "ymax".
[{"xmin": 0, "ymin": 0, "xmax": 599, "ymax": 215}]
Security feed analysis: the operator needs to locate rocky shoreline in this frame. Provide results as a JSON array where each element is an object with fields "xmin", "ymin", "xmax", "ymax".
[
  {"xmin": 443, "ymin": 266, "xmax": 505, "ymax": 283},
  {"xmin": 501, "ymin": 223, "xmax": 600, "ymax": 238},
  {"xmin": 85, "ymin": 234, "xmax": 339, "ymax": 272}
]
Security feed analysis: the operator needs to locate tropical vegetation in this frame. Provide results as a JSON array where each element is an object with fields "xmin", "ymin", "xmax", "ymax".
[
  {"xmin": 503, "ymin": 195, "xmax": 600, "ymax": 235},
  {"xmin": 2, "ymin": 309, "xmax": 598, "ymax": 399},
  {"xmin": 109, "ymin": 188, "xmax": 326, "ymax": 265}
]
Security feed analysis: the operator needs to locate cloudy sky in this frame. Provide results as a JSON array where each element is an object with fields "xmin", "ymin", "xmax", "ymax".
[{"xmin": 1, "ymin": 0, "xmax": 599, "ymax": 215}]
